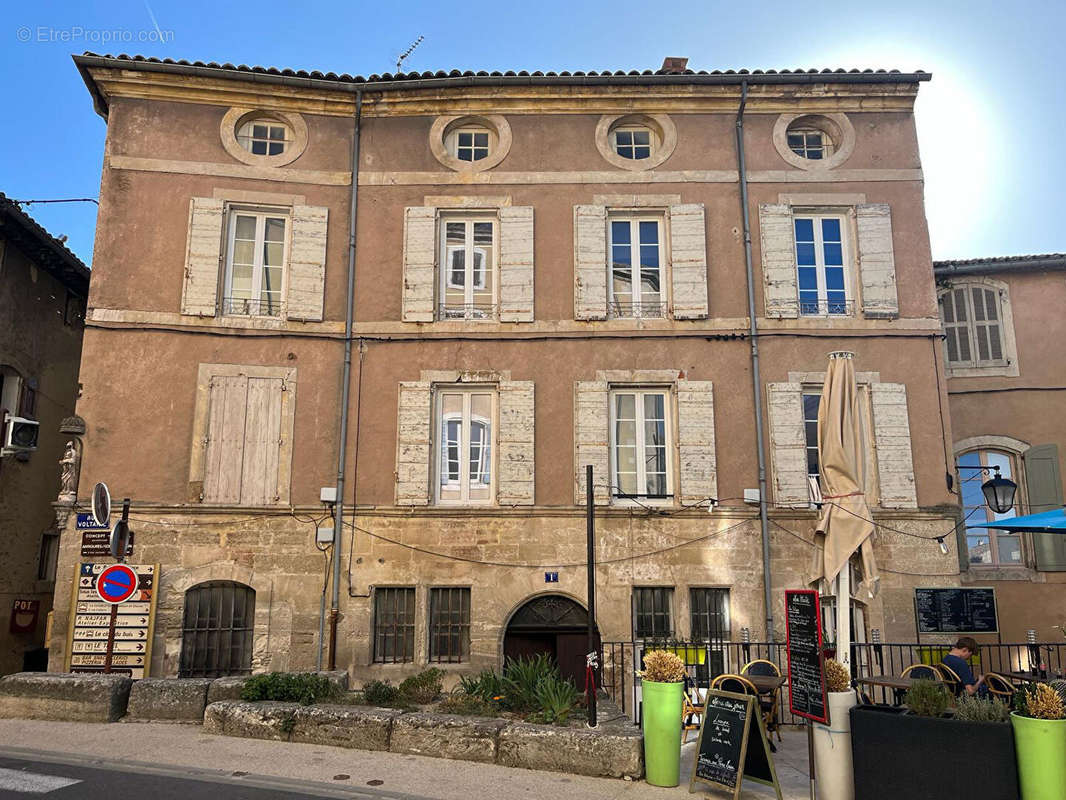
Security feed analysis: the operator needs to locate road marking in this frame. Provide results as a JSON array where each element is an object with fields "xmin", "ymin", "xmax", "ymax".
[{"xmin": 0, "ymin": 767, "xmax": 81, "ymax": 793}]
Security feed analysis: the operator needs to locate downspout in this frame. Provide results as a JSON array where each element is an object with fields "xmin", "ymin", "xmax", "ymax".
[
  {"xmin": 735, "ymin": 81, "xmax": 775, "ymax": 641},
  {"xmin": 328, "ymin": 89, "xmax": 363, "ymax": 671}
]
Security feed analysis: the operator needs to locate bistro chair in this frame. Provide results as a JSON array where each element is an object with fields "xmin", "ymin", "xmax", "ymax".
[
  {"xmin": 937, "ymin": 662, "xmax": 965, "ymax": 696},
  {"xmin": 710, "ymin": 674, "xmax": 780, "ymax": 750},
  {"xmin": 900, "ymin": 664, "xmax": 942, "ymax": 681},
  {"xmin": 984, "ymin": 672, "xmax": 1015, "ymax": 700},
  {"xmin": 741, "ymin": 659, "xmax": 782, "ymax": 677},
  {"xmin": 682, "ymin": 674, "xmax": 705, "ymax": 744}
]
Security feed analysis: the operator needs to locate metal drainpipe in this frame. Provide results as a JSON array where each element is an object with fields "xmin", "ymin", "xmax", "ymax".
[
  {"xmin": 328, "ymin": 89, "xmax": 363, "ymax": 671},
  {"xmin": 735, "ymin": 81, "xmax": 775, "ymax": 641}
]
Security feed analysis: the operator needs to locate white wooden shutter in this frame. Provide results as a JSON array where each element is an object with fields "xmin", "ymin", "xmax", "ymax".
[
  {"xmin": 574, "ymin": 381, "xmax": 610, "ymax": 504},
  {"xmin": 677, "ymin": 380, "xmax": 717, "ymax": 504},
  {"xmin": 498, "ymin": 381, "xmax": 535, "ymax": 504},
  {"xmin": 856, "ymin": 203, "xmax": 899, "ymax": 319},
  {"xmin": 669, "ymin": 204, "xmax": 709, "ymax": 320},
  {"xmin": 203, "ymin": 375, "xmax": 249, "ymax": 503},
  {"xmin": 286, "ymin": 205, "xmax": 329, "ymax": 321},
  {"xmin": 240, "ymin": 377, "xmax": 284, "ymax": 504},
  {"xmin": 871, "ymin": 382, "xmax": 917, "ymax": 508},
  {"xmin": 1025, "ymin": 444, "xmax": 1066, "ymax": 571},
  {"xmin": 759, "ymin": 204, "xmax": 798, "ymax": 319},
  {"xmin": 499, "ymin": 207, "xmax": 534, "ymax": 322},
  {"xmin": 395, "ymin": 381, "xmax": 432, "ymax": 505},
  {"xmin": 182, "ymin": 197, "xmax": 224, "ymax": 316},
  {"xmin": 573, "ymin": 205, "xmax": 608, "ymax": 320},
  {"xmin": 402, "ymin": 207, "xmax": 436, "ymax": 322},
  {"xmin": 767, "ymin": 382, "xmax": 808, "ymax": 507}
]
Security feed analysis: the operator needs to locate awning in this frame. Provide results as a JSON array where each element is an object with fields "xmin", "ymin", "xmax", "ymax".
[{"xmin": 970, "ymin": 508, "xmax": 1066, "ymax": 533}]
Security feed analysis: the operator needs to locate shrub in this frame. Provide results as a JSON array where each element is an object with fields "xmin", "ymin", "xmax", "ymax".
[
  {"xmin": 638, "ymin": 650, "xmax": 687, "ymax": 683},
  {"xmin": 459, "ymin": 669, "xmax": 506, "ymax": 704},
  {"xmin": 1021, "ymin": 682, "xmax": 1066, "ymax": 720},
  {"xmin": 399, "ymin": 668, "xmax": 445, "ymax": 704},
  {"xmin": 240, "ymin": 672, "xmax": 340, "ymax": 706},
  {"xmin": 904, "ymin": 679, "xmax": 951, "ymax": 718},
  {"xmin": 438, "ymin": 692, "xmax": 496, "ymax": 717},
  {"xmin": 503, "ymin": 654, "xmax": 557, "ymax": 712},
  {"xmin": 362, "ymin": 679, "xmax": 400, "ymax": 706},
  {"xmin": 954, "ymin": 694, "xmax": 1011, "ymax": 723},
  {"xmin": 824, "ymin": 659, "xmax": 851, "ymax": 693},
  {"xmin": 534, "ymin": 674, "xmax": 580, "ymax": 725}
]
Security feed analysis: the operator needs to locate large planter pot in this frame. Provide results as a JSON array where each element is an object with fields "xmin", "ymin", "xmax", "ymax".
[
  {"xmin": 641, "ymin": 679, "xmax": 683, "ymax": 787},
  {"xmin": 851, "ymin": 705, "xmax": 1019, "ymax": 799},
  {"xmin": 1012, "ymin": 712, "xmax": 1066, "ymax": 800},
  {"xmin": 813, "ymin": 691, "xmax": 857, "ymax": 800}
]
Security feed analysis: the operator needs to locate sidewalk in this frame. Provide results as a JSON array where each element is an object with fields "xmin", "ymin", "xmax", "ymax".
[{"xmin": 0, "ymin": 719, "xmax": 811, "ymax": 799}]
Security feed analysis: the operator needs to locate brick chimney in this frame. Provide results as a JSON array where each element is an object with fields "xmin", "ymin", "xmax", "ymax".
[{"xmin": 660, "ymin": 57, "xmax": 689, "ymax": 74}]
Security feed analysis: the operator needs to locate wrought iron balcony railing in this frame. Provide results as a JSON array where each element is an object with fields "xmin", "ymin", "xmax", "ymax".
[
  {"xmin": 437, "ymin": 303, "xmax": 497, "ymax": 321},
  {"xmin": 222, "ymin": 297, "xmax": 283, "ymax": 317},
  {"xmin": 608, "ymin": 301, "xmax": 668, "ymax": 319}
]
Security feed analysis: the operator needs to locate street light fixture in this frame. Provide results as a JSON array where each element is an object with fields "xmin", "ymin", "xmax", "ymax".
[{"xmin": 956, "ymin": 463, "xmax": 1018, "ymax": 515}]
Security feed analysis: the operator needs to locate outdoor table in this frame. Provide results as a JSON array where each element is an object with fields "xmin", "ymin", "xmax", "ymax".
[
  {"xmin": 854, "ymin": 674, "xmax": 920, "ymax": 706},
  {"xmin": 999, "ymin": 670, "xmax": 1051, "ymax": 684},
  {"xmin": 745, "ymin": 674, "xmax": 787, "ymax": 694}
]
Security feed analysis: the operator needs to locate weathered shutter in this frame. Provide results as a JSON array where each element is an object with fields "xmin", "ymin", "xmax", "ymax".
[
  {"xmin": 574, "ymin": 205, "xmax": 608, "ymax": 320},
  {"xmin": 182, "ymin": 197, "xmax": 224, "ymax": 316},
  {"xmin": 286, "ymin": 205, "xmax": 328, "ymax": 321},
  {"xmin": 856, "ymin": 203, "xmax": 899, "ymax": 319},
  {"xmin": 203, "ymin": 375, "xmax": 248, "ymax": 503},
  {"xmin": 970, "ymin": 286, "xmax": 1006, "ymax": 364},
  {"xmin": 240, "ymin": 377, "xmax": 284, "ymax": 505},
  {"xmin": 498, "ymin": 381, "xmax": 535, "ymax": 504},
  {"xmin": 402, "ymin": 207, "xmax": 436, "ymax": 322},
  {"xmin": 759, "ymin": 204, "xmax": 798, "ymax": 319},
  {"xmin": 870, "ymin": 382, "xmax": 917, "ymax": 508},
  {"xmin": 677, "ymin": 380, "xmax": 717, "ymax": 504},
  {"xmin": 574, "ymin": 380, "xmax": 610, "ymax": 503},
  {"xmin": 767, "ymin": 382, "xmax": 808, "ymax": 507},
  {"xmin": 499, "ymin": 207, "xmax": 535, "ymax": 322},
  {"xmin": 669, "ymin": 204, "xmax": 709, "ymax": 320},
  {"xmin": 395, "ymin": 381, "xmax": 432, "ymax": 505},
  {"xmin": 1025, "ymin": 444, "xmax": 1066, "ymax": 571}
]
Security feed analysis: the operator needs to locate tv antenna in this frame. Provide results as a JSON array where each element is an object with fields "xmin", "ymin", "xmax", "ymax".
[{"xmin": 396, "ymin": 35, "xmax": 424, "ymax": 73}]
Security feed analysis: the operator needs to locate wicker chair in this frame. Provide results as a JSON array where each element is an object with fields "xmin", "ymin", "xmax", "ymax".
[
  {"xmin": 900, "ymin": 664, "xmax": 943, "ymax": 681},
  {"xmin": 937, "ymin": 662, "xmax": 965, "ymax": 696},
  {"xmin": 984, "ymin": 672, "xmax": 1014, "ymax": 700},
  {"xmin": 710, "ymin": 673, "xmax": 780, "ymax": 748},
  {"xmin": 742, "ymin": 659, "xmax": 782, "ymax": 677},
  {"xmin": 682, "ymin": 675, "xmax": 705, "ymax": 744}
]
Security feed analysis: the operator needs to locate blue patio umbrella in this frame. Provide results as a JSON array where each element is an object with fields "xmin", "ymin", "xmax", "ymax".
[{"xmin": 970, "ymin": 508, "xmax": 1066, "ymax": 533}]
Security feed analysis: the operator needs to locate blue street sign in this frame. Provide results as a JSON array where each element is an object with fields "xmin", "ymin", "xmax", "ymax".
[
  {"xmin": 77, "ymin": 513, "xmax": 108, "ymax": 530},
  {"xmin": 544, "ymin": 571, "xmax": 559, "ymax": 583}
]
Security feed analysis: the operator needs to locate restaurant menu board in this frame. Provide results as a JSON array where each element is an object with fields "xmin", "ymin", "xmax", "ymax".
[
  {"xmin": 785, "ymin": 589, "xmax": 829, "ymax": 724},
  {"xmin": 690, "ymin": 690, "xmax": 781, "ymax": 800},
  {"xmin": 915, "ymin": 588, "xmax": 998, "ymax": 634}
]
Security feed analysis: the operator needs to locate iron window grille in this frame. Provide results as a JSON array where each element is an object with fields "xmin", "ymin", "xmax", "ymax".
[
  {"xmin": 690, "ymin": 588, "xmax": 730, "ymax": 642},
  {"xmin": 373, "ymin": 587, "xmax": 416, "ymax": 663},
  {"xmin": 429, "ymin": 587, "xmax": 471, "ymax": 663},
  {"xmin": 178, "ymin": 581, "xmax": 255, "ymax": 678},
  {"xmin": 607, "ymin": 300, "xmax": 667, "ymax": 319},
  {"xmin": 437, "ymin": 302, "xmax": 497, "ymax": 321},
  {"xmin": 221, "ymin": 296, "xmax": 283, "ymax": 317},
  {"xmin": 633, "ymin": 587, "xmax": 674, "ymax": 639}
]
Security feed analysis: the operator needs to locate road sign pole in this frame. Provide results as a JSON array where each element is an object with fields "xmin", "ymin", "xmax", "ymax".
[{"xmin": 586, "ymin": 464, "xmax": 597, "ymax": 728}]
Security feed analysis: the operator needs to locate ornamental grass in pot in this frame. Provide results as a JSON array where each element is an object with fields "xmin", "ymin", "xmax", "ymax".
[
  {"xmin": 812, "ymin": 658, "xmax": 857, "ymax": 800},
  {"xmin": 638, "ymin": 650, "xmax": 687, "ymax": 787},
  {"xmin": 1011, "ymin": 681, "xmax": 1066, "ymax": 800}
]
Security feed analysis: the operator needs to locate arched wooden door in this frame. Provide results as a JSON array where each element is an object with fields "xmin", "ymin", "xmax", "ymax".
[{"xmin": 503, "ymin": 595, "xmax": 600, "ymax": 688}]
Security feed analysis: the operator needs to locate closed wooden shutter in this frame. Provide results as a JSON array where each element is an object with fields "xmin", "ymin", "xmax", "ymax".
[
  {"xmin": 286, "ymin": 205, "xmax": 329, "ymax": 321},
  {"xmin": 668, "ymin": 204, "xmax": 709, "ymax": 319},
  {"xmin": 677, "ymin": 380, "xmax": 716, "ymax": 504},
  {"xmin": 203, "ymin": 376, "xmax": 249, "ymax": 504},
  {"xmin": 499, "ymin": 207, "xmax": 535, "ymax": 322},
  {"xmin": 856, "ymin": 203, "xmax": 899, "ymax": 319},
  {"xmin": 1025, "ymin": 444, "xmax": 1066, "ymax": 571},
  {"xmin": 939, "ymin": 287, "xmax": 973, "ymax": 365},
  {"xmin": 498, "ymin": 381, "xmax": 535, "ymax": 504},
  {"xmin": 871, "ymin": 382, "xmax": 917, "ymax": 509},
  {"xmin": 240, "ymin": 378, "xmax": 284, "ymax": 504},
  {"xmin": 573, "ymin": 205, "xmax": 608, "ymax": 320},
  {"xmin": 395, "ymin": 381, "xmax": 432, "ymax": 505},
  {"xmin": 758, "ymin": 204, "xmax": 799, "ymax": 319},
  {"xmin": 574, "ymin": 380, "xmax": 610, "ymax": 503},
  {"xmin": 969, "ymin": 286, "xmax": 1005, "ymax": 364},
  {"xmin": 402, "ymin": 207, "xmax": 436, "ymax": 322},
  {"xmin": 767, "ymin": 382, "xmax": 808, "ymax": 507},
  {"xmin": 182, "ymin": 197, "xmax": 225, "ymax": 316}
]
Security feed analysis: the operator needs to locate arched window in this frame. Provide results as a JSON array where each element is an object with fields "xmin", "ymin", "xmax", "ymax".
[
  {"xmin": 179, "ymin": 581, "xmax": 255, "ymax": 678},
  {"xmin": 958, "ymin": 449, "xmax": 1024, "ymax": 566}
]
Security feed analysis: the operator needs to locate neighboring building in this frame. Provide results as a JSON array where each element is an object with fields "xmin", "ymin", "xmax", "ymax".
[
  {"xmin": 52, "ymin": 53, "xmax": 960, "ymax": 685},
  {"xmin": 935, "ymin": 253, "xmax": 1066, "ymax": 642},
  {"xmin": 0, "ymin": 193, "xmax": 89, "ymax": 675}
]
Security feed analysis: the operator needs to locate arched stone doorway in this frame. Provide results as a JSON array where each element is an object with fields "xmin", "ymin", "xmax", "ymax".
[{"xmin": 503, "ymin": 594, "xmax": 600, "ymax": 688}]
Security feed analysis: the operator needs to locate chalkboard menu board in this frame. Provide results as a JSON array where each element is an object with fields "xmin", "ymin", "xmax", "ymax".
[
  {"xmin": 915, "ymin": 588, "xmax": 998, "ymax": 634},
  {"xmin": 690, "ymin": 690, "xmax": 781, "ymax": 799},
  {"xmin": 785, "ymin": 589, "xmax": 829, "ymax": 724}
]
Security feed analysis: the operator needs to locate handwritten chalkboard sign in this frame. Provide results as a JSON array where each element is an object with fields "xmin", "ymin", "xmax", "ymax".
[
  {"xmin": 689, "ymin": 689, "xmax": 781, "ymax": 799},
  {"xmin": 915, "ymin": 588, "xmax": 998, "ymax": 634},
  {"xmin": 785, "ymin": 589, "xmax": 829, "ymax": 724}
]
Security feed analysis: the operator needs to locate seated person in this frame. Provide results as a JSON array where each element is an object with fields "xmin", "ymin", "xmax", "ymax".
[{"xmin": 942, "ymin": 636, "xmax": 986, "ymax": 695}]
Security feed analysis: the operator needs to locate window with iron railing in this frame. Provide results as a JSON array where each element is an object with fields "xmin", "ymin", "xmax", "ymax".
[
  {"xmin": 609, "ymin": 216, "xmax": 665, "ymax": 319},
  {"xmin": 373, "ymin": 587, "xmax": 416, "ymax": 663},
  {"xmin": 429, "ymin": 587, "xmax": 471, "ymax": 663},
  {"xmin": 438, "ymin": 217, "xmax": 497, "ymax": 321},
  {"xmin": 633, "ymin": 586, "xmax": 674, "ymax": 639},
  {"xmin": 794, "ymin": 215, "xmax": 850, "ymax": 317},
  {"xmin": 224, "ymin": 209, "xmax": 288, "ymax": 318},
  {"xmin": 179, "ymin": 581, "xmax": 255, "ymax": 678}
]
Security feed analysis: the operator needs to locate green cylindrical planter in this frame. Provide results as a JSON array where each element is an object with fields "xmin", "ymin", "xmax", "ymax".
[
  {"xmin": 1012, "ymin": 713, "xmax": 1066, "ymax": 800},
  {"xmin": 642, "ymin": 679, "xmax": 684, "ymax": 787}
]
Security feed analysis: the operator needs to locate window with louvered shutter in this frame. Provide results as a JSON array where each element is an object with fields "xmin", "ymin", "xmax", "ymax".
[{"xmin": 938, "ymin": 284, "xmax": 1006, "ymax": 367}]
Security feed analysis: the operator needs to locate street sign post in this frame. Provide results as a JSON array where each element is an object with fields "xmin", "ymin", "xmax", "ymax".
[
  {"xmin": 68, "ymin": 563, "xmax": 157, "ymax": 678},
  {"xmin": 91, "ymin": 483, "xmax": 111, "ymax": 528}
]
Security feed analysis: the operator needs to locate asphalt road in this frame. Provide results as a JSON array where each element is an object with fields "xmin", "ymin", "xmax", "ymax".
[{"xmin": 0, "ymin": 752, "xmax": 433, "ymax": 800}]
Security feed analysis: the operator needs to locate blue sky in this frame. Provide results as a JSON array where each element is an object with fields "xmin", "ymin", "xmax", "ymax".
[{"xmin": 4, "ymin": 0, "xmax": 1063, "ymax": 265}]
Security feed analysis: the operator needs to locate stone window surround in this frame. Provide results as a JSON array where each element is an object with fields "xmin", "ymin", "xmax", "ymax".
[
  {"xmin": 595, "ymin": 114, "xmax": 677, "ymax": 171},
  {"xmin": 220, "ymin": 108, "xmax": 308, "ymax": 168},
  {"xmin": 429, "ymin": 115, "xmax": 513, "ymax": 173},
  {"xmin": 433, "ymin": 385, "xmax": 499, "ymax": 506},
  {"xmin": 937, "ymin": 277, "xmax": 1020, "ymax": 378},
  {"xmin": 772, "ymin": 113, "xmax": 856, "ymax": 171},
  {"xmin": 367, "ymin": 583, "xmax": 474, "ymax": 668},
  {"xmin": 187, "ymin": 363, "xmax": 298, "ymax": 505}
]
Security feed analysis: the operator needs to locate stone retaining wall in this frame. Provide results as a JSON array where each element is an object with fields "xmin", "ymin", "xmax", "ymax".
[{"xmin": 0, "ymin": 673, "xmax": 132, "ymax": 723}]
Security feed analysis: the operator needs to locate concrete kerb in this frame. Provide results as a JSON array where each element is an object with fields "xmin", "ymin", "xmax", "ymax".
[{"xmin": 0, "ymin": 673, "xmax": 132, "ymax": 723}]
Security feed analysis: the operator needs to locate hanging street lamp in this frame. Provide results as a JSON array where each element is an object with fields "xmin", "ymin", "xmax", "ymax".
[{"xmin": 956, "ymin": 463, "xmax": 1018, "ymax": 515}]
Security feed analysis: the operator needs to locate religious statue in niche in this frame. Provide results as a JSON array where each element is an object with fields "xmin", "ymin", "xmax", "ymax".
[{"xmin": 58, "ymin": 439, "xmax": 80, "ymax": 502}]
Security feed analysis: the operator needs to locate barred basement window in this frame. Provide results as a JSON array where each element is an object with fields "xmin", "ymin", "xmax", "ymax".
[
  {"xmin": 633, "ymin": 586, "xmax": 674, "ymax": 638},
  {"xmin": 429, "ymin": 587, "xmax": 471, "ymax": 663},
  {"xmin": 373, "ymin": 587, "xmax": 415, "ymax": 663},
  {"xmin": 179, "ymin": 581, "xmax": 255, "ymax": 678},
  {"xmin": 689, "ymin": 588, "xmax": 730, "ymax": 641}
]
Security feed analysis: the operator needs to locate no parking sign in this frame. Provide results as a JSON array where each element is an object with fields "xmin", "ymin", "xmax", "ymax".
[{"xmin": 95, "ymin": 564, "xmax": 139, "ymax": 605}]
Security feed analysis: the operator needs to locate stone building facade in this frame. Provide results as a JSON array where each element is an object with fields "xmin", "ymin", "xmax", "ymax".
[
  {"xmin": 0, "ymin": 193, "xmax": 89, "ymax": 675},
  {"xmin": 50, "ymin": 54, "xmax": 962, "ymax": 685},
  {"xmin": 935, "ymin": 253, "xmax": 1066, "ymax": 642}
]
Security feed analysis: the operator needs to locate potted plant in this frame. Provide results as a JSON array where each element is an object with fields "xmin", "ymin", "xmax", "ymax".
[
  {"xmin": 637, "ymin": 649, "xmax": 687, "ymax": 787},
  {"xmin": 1012, "ymin": 681, "xmax": 1066, "ymax": 799},
  {"xmin": 812, "ymin": 658, "xmax": 856, "ymax": 800},
  {"xmin": 850, "ymin": 680, "xmax": 1019, "ymax": 799}
]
